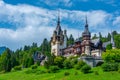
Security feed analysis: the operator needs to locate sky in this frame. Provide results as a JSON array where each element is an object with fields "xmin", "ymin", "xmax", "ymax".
[{"xmin": 0, "ymin": 0, "xmax": 120, "ymax": 50}]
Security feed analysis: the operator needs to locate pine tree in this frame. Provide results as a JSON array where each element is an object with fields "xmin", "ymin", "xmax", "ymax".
[{"xmin": 0, "ymin": 48, "xmax": 12, "ymax": 72}]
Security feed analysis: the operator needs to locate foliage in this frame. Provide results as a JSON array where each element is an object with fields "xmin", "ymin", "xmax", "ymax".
[
  {"xmin": 102, "ymin": 49, "xmax": 120, "ymax": 62},
  {"xmin": 49, "ymin": 66, "xmax": 59, "ymax": 73},
  {"xmin": 40, "ymin": 38, "xmax": 51, "ymax": 56},
  {"xmin": 94, "ymin": 71, "xmax": 99, "ymax": 75},
  {"xmin": 1, "ymin": 66, "xmax": 120, "ymax": 80},
  {"xmin": 71, "ymin": 58, "xmax": 78, "ymax": 66},
  {"xmin": 114, "ymin": 34, "xmax": 120, "ymax": 49},
  {"xmin": 75, "ymin": 60, "xmax": 86, "ymax": 70},
  {"xmin": 67, "ymin": 34, "xmax": 74, "ymax": 46},
  {"xmin": 31, "ymin": 65, "xmax": 38, "ymax": 69},
  {"xmin": 106, "ymin": 43, "xmax": 112, "ymax": 50},
  {"xmin": 64, "ymin": 72, "xmax": 70, "ymax": 76},
  {"xmin": 13, "ymin": 66, "xmax": 22, "ymax": 71},
  {"xmin": 25, "ymin": 69, "xmax": 39, "ymax": 74},
  {"xmin": 74, "ymin": 71, "xmax": 78, "ymax": 75},
  {"xmin": 102, "ymin": 63, "xmax": 119, "ymax": 72},
  {"xmin": 36, "ymin": 61, "xmax": 40, "ymax": 66},
  {"xmin": 81, "ymin": 64, "xmax": 91, "ymax": 74},
  {"xmin": 44, "ymin": 54, "xmax": 55, "ymax": 69},
  {"xmin": 0, "ymin": 48, "xmax": 12, "ymax": 72},
  {"xmin": 63, "ymin": 59, "xmax": 73, "ymax": 69},
  {"xmin": 54, "ymin": 56, "xmax": 65, "ymax": 68},
  {"xmin": 92, "ymin": 34, "xmax": 98, "ymax": 39}
]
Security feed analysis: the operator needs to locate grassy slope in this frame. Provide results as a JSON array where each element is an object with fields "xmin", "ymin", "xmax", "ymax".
[{"xmin": 0, "ymin": 67, "xmax": 120, "ymax": 80}]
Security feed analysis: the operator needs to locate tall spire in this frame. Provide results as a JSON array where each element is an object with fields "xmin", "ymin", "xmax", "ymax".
[
  {"xmin": 56, "ymin": 10, "xmax": 62, "ymax": 35},
  {"xmin": 86, "ymin": 15, "xmax": 88, "ymax": 25},
  {"xmin": 84, "ymin": 15, "xmax": 89, "ymax": 32},
  {"xmin": 57, "ymin": 9, "xmax": 60, "ymax": 25}
]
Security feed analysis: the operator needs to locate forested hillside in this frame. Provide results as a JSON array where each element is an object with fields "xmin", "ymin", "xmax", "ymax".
[{"xmin": 0, "ymin": 31, "xmax": 120, "ymax": 72}]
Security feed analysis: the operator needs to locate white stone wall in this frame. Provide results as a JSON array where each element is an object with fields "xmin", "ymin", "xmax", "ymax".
[
  {"xmin": 63, "ymin": 35, "xmax": 67, "ymax": 48},
  {"xmin": 91, "ymin": 49, "xmax": 102, "ymax": 57},
  {"xmin": 85, "ymin": 46, "xmax": 90, "ymax": 55}
]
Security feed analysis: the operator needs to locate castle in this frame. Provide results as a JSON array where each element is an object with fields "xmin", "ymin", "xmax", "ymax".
[{"xmin": 51, "ymin": 15, "xmax": 115, "ymax": 57}]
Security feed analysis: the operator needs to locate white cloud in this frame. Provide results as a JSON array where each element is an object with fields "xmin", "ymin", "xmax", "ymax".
[
  {"xmin": 0, "ymin": 0, "xmax": 117, "ymax": 50},
  {"xmin": 40, "ymin": 0, "xmax": 72, "ymax": 7},
  {"xmin": 113, "ymin": 16, "xmax": 120, "ymax": 26}
]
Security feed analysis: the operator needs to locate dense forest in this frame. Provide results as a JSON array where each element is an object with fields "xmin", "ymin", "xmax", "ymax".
[{"xmin": 0, "ymin": 31, "xmax": 120, "ymax": 72}]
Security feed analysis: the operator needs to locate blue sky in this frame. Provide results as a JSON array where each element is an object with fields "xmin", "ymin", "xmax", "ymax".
[{"xmin": 0, "ymin": 0, "xmax": 120, "ymax": 50}]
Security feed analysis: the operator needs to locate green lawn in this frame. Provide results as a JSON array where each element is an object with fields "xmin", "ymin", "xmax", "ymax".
[{"xmin": 0, "ymin": 67, "xmax": 120, "ymax": 80}]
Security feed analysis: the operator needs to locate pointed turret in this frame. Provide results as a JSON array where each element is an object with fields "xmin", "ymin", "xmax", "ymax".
[
  {"xmin": 85, "ymin": 16, "xmax": 89, "ymax": 31},
  {"xmin": 82, "ymin": 15, "xmax": 91, "ymax": 39},
  {"xmin": 51, "ymin": 10, "xmax": 67, "ymax": 56},
  {"xmin": 82, "ymin": 16, "xmax": 91, "ymax": 55},
  {"xmin": 56, "ymin": 11, "xmax": 62, "ymax": 35}
]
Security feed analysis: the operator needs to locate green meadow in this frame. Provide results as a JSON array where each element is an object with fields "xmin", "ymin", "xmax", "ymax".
[{"xmin": 0, "ymin": 66, "xmax": 120, "ymax": 80}]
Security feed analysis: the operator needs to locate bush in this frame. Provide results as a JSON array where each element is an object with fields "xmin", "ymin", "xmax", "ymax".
[
  {"xmin": 44, "ymin": 61, "xmax": 50, "ymax": 69},
  {"xmin": 75, "ymin": 60, "xmax": 86, "ymax": 70},
  {"xmin": 31, "ymin": 65, "xmax": 38, "ymax": 69},
  {"xmin": 36, "ymin": 61, "xmax": 40, "ymax": 66},
  {"xmin": 54, "ymin": 56, "xmax": 65, "ymax": 68},
  {"xmin": 96, "ymin": 62, "xmax": 104, "ymax": 66},
  {"xmin": 81, "ymin": 64, "xmax": 91, "ymax": 74},
  {"xmin": 14, "ymin": 66, "xmax": 22, "ymax": 71},
  {"xmin": 36, "ymin": 70, "xmax": 46, "ymax": 75},
  {"xmin": 49, "ymin": 66, "xmax": 59, "ymax": 73},
  {"xmin": 118, "ymin": 69, "xmax": 120, "ymax": 73},
  {"xmin": 64, "ymin": 72, "xmax": 70, "ymax": 76},
  {"xmin": 94, "ymin": 71, "xmax": 99, "ymax": 75},
  {"xmin": 71, "ymin": 58, "xmax": 78, "ymax": 66},
  {"xmin": 63, "ymin": 59, "xmax": 73, "ymax": 69},
  {"xmin": 102, "ymin": 63, "xmax": 118, "ymax": 72},
  {"xmin": 118, "ymin": 64, "xmax": 120, "ymax": 70},
  {"xmin": 102, "ymin": 49, "xmax": 120, "ymax": 62},
  {"xmin": 25, "ymin": 69, "xmax": 38, "ymax": 74},
  {"xmin": 74, "ymin": 71, "xmax": 78, "ymax": 75}
]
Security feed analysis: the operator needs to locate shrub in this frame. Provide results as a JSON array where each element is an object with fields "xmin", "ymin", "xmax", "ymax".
[
  {"xmin": 75, "ymin": 60, "xmax": 86, "ymax": 70},
  {"xmin": 102, "ymin": 49, "xmax": 120, "ymax": 62},
  {"xmin": 25, "ymin": 69, "xmax": 38, "ymax": 74},
  {"xmin": 36, "ymin": 61, "xmax": 40, "ymax": 66},
  {"xmin": 118, "ymin": 69, "xmax": 120, "ymax": 73},
  {"xmin": 63, "ymin": 59, "xmax": 72, "ymax": 69},
  {"xmin": 96, "ymin": 62, "xmax": 104, "ymax": 66},
  {"xmin": 81, "ymin": 54, "xmax": 88, "ymax": 56},
  {"xmin": 54, "ymin": 56, "xmax": 65, "ymax": 68},
  {"xmin": 44, "ymin": 61, "xmax": 50, "ymax": 69},
  {"xmin": 49, "ymin": 66, "xmax": 59, "ymax": 73},
  {"xmin": 71, "ymin": 58, "xmax": 78, "ymax": 66},
  {"xmin": 81, "ymin": 64, "xmax": 91, "ymax": 74},
  {"xmin": 14, "ymin": 66, "xmax": 22, "ymax": 71},
  {"xmin": 118, "ymin": 64, "xmax": 120, "ymax": 70},
  {"xmin": 94, "ymin": 71, "xmax": 99, "ymax": 75},
  {"xmin": 31, "ymin": 65, "xmax": 38, "ymax": 69},
  {"xmin": 102, "ymin": 63, "xmax": 118, "ymax": 72},
  {"xmin": 36, "ymin": 70, "xmax": 46, "ymax": 75},
  {"xmin": 64, "ymin": 72, "xmax": 70, "ymax": 76},
  {"xmin": 74, "ymin": 71, "xmax": 78, "ymax": 75}
]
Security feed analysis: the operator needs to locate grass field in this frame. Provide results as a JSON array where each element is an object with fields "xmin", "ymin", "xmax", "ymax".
[{"xmin": 0, "ymin": 66, "xmax": 120, "ymax": 80}]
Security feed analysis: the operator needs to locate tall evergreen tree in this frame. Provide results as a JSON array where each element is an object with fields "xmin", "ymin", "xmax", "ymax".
[
  {"xmin": 107, "ymin": 33, "xmax": 111, "ymax": 41},
  {"xmin": 92, "ymin": 34, "xmax": 97, "ymax": 39},
  {"xmin": 67, "ymin": 34, "xmax": 74, "ymax": 45},
  {"xmin": 0, "ymin": 48, "xmax": 12, "ymax": 72}
]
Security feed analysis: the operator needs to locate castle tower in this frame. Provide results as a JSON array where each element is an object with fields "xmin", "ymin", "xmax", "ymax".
[
  {"xmin": 51, "ymin": 12, "xmax": 67, "ymax": 56},
  {"xmin": 82, "ymin": 16, "xmax": 91, "ymax": 55},
  {"xmin": 111, "ymin": 31, "xmax": 116, "ymax": 49}
]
